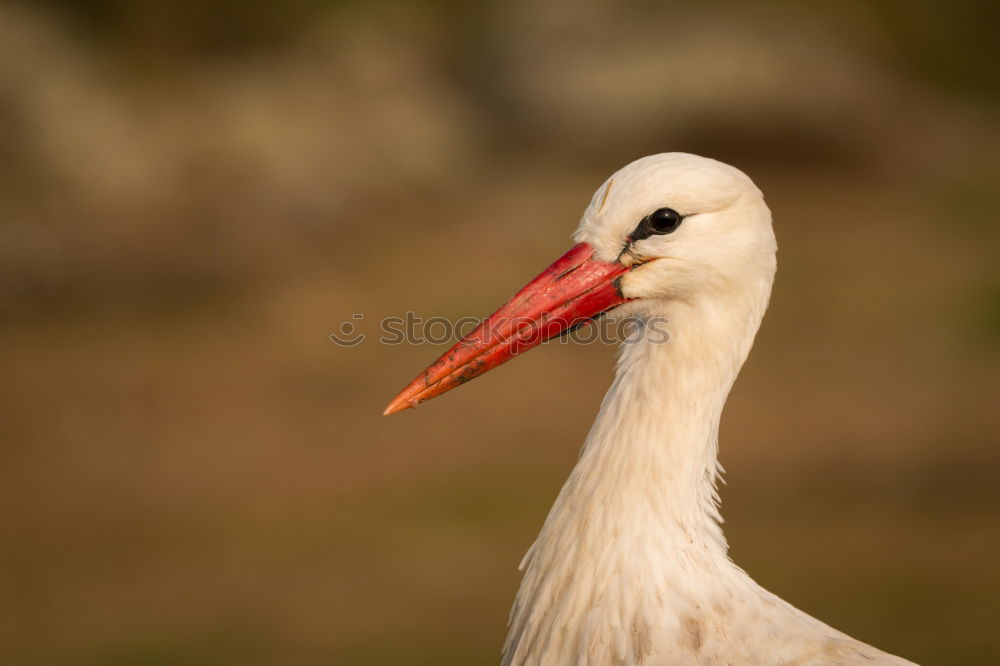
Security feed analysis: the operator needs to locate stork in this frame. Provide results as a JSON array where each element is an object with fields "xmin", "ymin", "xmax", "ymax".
[{"xmin": 384, "ymin": 154, "xmax": 916, "ymax": 665}]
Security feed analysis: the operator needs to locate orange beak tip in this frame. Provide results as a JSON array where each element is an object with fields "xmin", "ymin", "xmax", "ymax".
[{"xmin": 382, "ymin": 398, "xmax": 410, "ymax": 416}]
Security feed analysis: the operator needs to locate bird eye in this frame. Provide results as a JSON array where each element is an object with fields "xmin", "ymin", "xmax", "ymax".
[
  {"xmin": 630, "ymin": 207, "xmax": 683, "ymax": 242},
  {"xmin": 648, "ymin": 208, "xmax": 682, "ymax": 234}
]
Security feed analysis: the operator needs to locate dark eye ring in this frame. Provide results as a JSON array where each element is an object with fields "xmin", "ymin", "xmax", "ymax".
[
  {"xmin": 630, "ymin": 207, "xmax": 683, "ymax": 243},
  {"xmin": 648, "ymin": 207, "xmax": 682, "ymax": 234}
]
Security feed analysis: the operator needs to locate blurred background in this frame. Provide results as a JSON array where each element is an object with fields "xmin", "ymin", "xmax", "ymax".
[{"xmin": 1, "ymin": 1, "xmax": 998, "ymax": 664}]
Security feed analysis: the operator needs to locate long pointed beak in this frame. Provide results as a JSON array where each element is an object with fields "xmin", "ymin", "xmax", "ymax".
[{"xmin": 383, "ymin": 242, "xmax": 634, "ymax": 415}]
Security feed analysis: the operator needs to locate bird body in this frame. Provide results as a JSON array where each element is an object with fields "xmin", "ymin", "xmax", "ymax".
[{"xmin": 386, "ymin": 154, "xmax": 917, "ymax": 665}]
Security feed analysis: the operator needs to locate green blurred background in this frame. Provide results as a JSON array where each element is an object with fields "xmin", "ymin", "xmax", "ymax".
[{"xmin": 1, "ymin": 1, "xmax": 998, "ymax": 664}]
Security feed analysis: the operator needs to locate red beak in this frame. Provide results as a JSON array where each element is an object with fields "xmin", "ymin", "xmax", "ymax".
[{"xmin": 383, "ymin": 242, "xmax": 634, "ymax": 415}]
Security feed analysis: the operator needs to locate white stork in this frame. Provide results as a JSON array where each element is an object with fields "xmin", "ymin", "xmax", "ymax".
[{"xmin": 384, "ymin": 153, "xmax": 916, "ymax": 665}]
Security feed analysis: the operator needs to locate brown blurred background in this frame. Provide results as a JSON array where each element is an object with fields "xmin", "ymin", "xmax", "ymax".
[{"xmin": 0, "ymin": 1, "xmax": 998, "ymax": 664}]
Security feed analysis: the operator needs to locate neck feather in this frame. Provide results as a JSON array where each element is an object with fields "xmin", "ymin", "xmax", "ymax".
[{"xmin": 503, "ymin": 286, "xmax": 770, "ymax": 666}]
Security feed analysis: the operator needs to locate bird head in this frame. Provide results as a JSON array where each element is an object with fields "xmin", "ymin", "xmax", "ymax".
[
  {"xmin": 579, "ymin": 153, "xmax": 775, "ymax": 312},
  {"xmin": 384, "ymin": 153, "xmax": 775, "ymax": 415}
]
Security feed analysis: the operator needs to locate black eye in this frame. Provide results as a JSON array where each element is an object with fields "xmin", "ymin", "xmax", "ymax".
[
  {"xmin": 630, "ymin": 207, "xmax": 683, "ymax": 242},
  {"xmin": 648, "ymin": 207, "xmax": 682, "ymax": 234}
]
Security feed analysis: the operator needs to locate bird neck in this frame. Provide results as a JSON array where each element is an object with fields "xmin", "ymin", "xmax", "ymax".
[
  {"xmin": 572, "ymin": 293, "xmax": 764, "ymax": 557},
  {"xmin": 504, "ymin": 288, "xmax": 770, "ymax": 664}
]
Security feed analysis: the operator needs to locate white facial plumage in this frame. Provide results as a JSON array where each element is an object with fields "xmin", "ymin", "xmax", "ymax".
[{"xmin": 575, "ymin": 153, "xmax": 777, "ymax": 310}]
